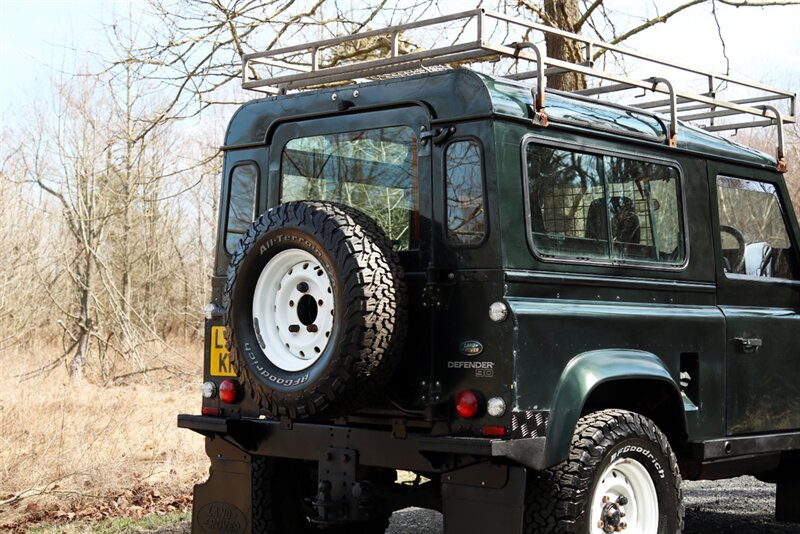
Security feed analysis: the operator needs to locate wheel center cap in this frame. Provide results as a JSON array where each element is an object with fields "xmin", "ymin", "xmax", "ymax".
[{"xmin": 598, "ymin": 495, "xmax": 628, "ymax": 533}]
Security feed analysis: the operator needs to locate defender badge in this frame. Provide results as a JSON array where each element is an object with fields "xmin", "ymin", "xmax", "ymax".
[{"xmin": 459, "ymin": 340, "xmax": 483, "ymax": 356}]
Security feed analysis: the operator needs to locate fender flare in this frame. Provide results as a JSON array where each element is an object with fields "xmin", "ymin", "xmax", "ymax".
[{"xmin": 542, "ymin": 349, "xmax": 685, "ymax": 468}]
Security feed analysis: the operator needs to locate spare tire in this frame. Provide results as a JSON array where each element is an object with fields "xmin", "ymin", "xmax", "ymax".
[{"xmin": 224, "ymin": 201, "xmax": 406, "ymax": 418}]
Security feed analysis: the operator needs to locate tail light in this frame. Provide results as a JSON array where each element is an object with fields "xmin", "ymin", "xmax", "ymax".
[
  {"xmin": 480, "ymin": 425, "xmax": 507, "ymax": 437},
  {"xmin": 455, "ymin": 390, "xmax": 479, "ymax": 418},
  {"xmin": 219, "ymin": 379, "xmax": 240, "ymax": 404}
]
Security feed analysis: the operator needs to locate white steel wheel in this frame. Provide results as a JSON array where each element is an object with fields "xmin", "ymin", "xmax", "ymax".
[
  {"xmin": 225, "ymin": 201, "xmax": 407, "ymax": 418},
  {"xmin": 590, "ymin": 457, "xmax": 659, "ymax": 534},
  {"xmin": 252, "ymin": 249, "xmax": 334, "ymax": 372}
]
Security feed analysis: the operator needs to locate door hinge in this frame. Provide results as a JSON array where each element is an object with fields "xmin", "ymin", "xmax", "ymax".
[
  {"xmin": 422, "ymin": 266, "xmax": 455, "ymax": 309},
  {"xmin": 419, "ymin": 126, "xmax": 456, "ymax": 147}
]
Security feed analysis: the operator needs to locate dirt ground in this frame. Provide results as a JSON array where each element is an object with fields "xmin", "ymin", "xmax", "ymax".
[
  {"xmin": 0, "ymin": 346, "xmax": 206, "ymax": 532},
  {"xmin": 1, "ymin": 347, "xmax": 797, "ymax": 533}
]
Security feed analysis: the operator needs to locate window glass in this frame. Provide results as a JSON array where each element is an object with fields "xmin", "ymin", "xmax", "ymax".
[
  {"xmin": 717, "ymin": 176, "xmax": 798, "ymax": 280},
  {"xmin": 446, "ymin": 140, "xmax": 485, "ymax": 245},
  {"xmin": 225, "ymin": 163, "xmax": 258, "ymax": 253},
  {"xmin": 526, "ymin": 143, "xmax": 685, "ymax": 265},
  {"xmin": 281, "ymin": 126, "xmax": 417, "ymax": 249}
]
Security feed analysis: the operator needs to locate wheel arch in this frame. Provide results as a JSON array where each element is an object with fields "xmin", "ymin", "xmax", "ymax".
[{"xmin": 543, "ymin": 349, "xmax": 687, "ymax": 468}]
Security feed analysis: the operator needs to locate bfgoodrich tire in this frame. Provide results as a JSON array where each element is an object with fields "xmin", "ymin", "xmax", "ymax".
[
  {"xmin": 525, "ymin": 409, "xmax": 683, "ymax": 533},
  {"xmin": 224, "ymin": 201, "xmax": 406, "ymax": 418}
]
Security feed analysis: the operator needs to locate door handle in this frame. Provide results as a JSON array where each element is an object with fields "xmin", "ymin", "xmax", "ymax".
[{"xmin": 734, "ymin": 337, "xmax": 763, "ymax": 354}]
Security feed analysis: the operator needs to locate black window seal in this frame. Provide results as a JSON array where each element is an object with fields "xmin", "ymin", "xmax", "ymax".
[
  {"xmin": 223, "ymin": 160, "xmax": 261, "ymax": 256},
  {"xmin": 442, "ymin": 136, "xmax": 489, "ymax": 249},
  {"xmin": 520, "ymin": 133, "xmax": 690, "ymax": 272}
]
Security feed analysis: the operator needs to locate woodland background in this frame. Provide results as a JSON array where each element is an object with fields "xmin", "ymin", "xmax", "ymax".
[{"xmin": 0, "ymin": 0, "xmax": 798, "ymax": 530}]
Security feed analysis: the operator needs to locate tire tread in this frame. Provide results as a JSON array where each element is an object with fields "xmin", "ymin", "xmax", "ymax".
[{"xmin": 524, "ymin": 409, "xmax": 684, "ymax": 533}]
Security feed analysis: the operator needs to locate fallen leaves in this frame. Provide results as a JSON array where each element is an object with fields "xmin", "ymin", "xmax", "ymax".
[{"xmin": 0, "ymin": 486, "xmax": 192, "ymax": 532}]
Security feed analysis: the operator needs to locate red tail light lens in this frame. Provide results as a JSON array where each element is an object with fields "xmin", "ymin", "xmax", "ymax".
[
  {"xmin": 480, "ymin": 425, "xmax": 507, "ymax": 437},
  {"xmin": 455, "ymin": 390, "xmax": 479, "ymax": 418},
  {"xmin": 219, "ymin": 379, "xmax": 239, "ymax": 404}
]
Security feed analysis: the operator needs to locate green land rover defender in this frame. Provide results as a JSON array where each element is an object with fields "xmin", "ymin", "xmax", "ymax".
[{"xmin": 179, "ymin": 10, "xmax": 800, "ymax": 533}]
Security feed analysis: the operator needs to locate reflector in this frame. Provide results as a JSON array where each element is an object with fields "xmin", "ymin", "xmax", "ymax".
[{"xmin": 480, "ymin": 425, "xmax": 507, "ymax": 437}]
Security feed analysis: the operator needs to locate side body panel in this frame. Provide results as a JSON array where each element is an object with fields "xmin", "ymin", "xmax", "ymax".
[{"xmin": 496, "ymin": 121, "xmax": 727, "ymax": 466}]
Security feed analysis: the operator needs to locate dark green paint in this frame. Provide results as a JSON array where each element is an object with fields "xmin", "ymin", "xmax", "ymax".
[
  {"xmin": 544, "ymin": 349, "xmax": 681, "ymax": 467},
  {"xmin": 225, "ymin": 69, "xmax": 778, "ymax": 168},
  {"xmin": 204, "ymin": 68, "xmax": 799, "ymax": 477}
]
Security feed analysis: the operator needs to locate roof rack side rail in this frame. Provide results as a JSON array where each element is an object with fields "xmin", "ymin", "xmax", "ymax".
[{"xmin": 240, "ymin": 9, "xmax": 796, "ymax": 168}]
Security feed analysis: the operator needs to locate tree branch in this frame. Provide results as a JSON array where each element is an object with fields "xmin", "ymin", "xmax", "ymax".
[
  {"xmin": 593, "ymin": 0, "xmax": 706, "ymax": 60},
  {"xmin": 576, "ymin": 0, "xmax": 605, "ymax": 31}
]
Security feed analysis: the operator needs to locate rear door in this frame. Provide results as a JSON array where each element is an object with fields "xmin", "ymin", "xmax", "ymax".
[
  {"xmin": 710, "ymin": 163, "xmax": 800, "ymax": 435},
  {"xmin": 268, "ymin": 106, "xmax": 434, "ymax": 410}
]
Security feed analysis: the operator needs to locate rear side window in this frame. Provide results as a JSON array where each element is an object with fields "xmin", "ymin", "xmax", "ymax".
[
  {"xmin": 281, "ymin": 126, "xmax": 417, "ymax": 250},
  {"xmin": 717, "ymin": 176, "xmax": 798, "ymax": 280},
  {"xmin": 225, "ymin": 163, "xmax": 258, "ymax": 253},
  {"xmin": 445, "ymin": 140, "xmax": 485, "ymax": 245},
  {"xmin": 525, "ymin": 142, "xmax": 685, "ymax": 266}
]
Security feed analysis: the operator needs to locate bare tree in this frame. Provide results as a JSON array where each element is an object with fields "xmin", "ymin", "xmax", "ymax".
[
  {"xmin": 18, "ymin": 75, "xmax": 120, "ymax": 379},
  {"xmin": 786, "ymin": 126, "xmax": 800, "ymax": 207},
  {"xmin": 114, "ymin": 0, "xmax": 799, "ymax": 112},
  {"xmin": 4, "ymin": 1, "xmax": 798, "ymax": 381}
]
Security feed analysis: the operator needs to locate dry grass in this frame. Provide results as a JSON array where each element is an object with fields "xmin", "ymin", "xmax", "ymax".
[{"xmin": 0, "ymin": 345, "xmax": 208, "ymax": 531}]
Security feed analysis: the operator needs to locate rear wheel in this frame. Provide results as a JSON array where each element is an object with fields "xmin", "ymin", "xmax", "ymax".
[{"xmin": 524, "ymin": 409, "xmax": 683, "ymax": 533}]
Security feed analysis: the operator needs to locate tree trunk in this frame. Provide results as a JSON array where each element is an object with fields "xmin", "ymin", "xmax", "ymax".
[
  {"xmin": 543, "ymin": 0, "xmax": 586, "ymax": 92},
  {"xmin": 69, "ymin": 251, "xmax": 93, "ymax": 380}
]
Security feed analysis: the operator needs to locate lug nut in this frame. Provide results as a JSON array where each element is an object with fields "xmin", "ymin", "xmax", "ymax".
[{"xmin": 297, "ymin": 282, "xmax": 309, "ymax": 293}]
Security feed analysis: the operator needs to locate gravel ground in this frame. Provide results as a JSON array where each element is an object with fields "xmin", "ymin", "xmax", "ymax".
[
  {"xmin": 383, "ymin": 476, "xmax": 799, "ymax": 534},
  {"xmin": 154, "ymin": 475, "xmax": 798, "ymax": 533}
]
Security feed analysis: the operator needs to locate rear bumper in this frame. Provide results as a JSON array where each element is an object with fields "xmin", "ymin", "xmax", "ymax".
[{"xmin": 178, "ymin": 414, "xmax": 548, "ymax": 471}]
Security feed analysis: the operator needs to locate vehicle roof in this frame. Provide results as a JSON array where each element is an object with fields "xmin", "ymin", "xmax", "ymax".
[{"xmin": 224, "ymin": 69, "xmax": 775, "ymax": 168}]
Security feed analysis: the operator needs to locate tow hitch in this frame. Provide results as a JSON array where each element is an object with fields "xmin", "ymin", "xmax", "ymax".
[{"xmin": 310, "ymin": 447, "xmax": 378, "ymax": 524}]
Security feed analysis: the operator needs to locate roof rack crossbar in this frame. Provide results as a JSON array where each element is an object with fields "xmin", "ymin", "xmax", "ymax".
[
  {"xmin": 638, "ymin": 93, "xmax": 794, "ymax": 113},
  {"xmin": 491, "ymin": 42, "xmax": 789, "ymax": 123},
  {"xmin": 485, "ymin": 11, "xmax": 797, "ymax": 99},
  {"xmin": 241, "ymin": 9, "xmax": 796, "ymax": 168},
  {"xmin": 506, "ymin": 61, "xmax": 595, "ymax": 81}
]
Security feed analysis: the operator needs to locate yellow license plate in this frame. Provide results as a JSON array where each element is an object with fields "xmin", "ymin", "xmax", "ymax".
[{"xmin": 209, "ymin": 326, "xmax": 236, "ymax": 377}]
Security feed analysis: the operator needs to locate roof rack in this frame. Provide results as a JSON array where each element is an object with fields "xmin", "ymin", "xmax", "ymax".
[{"xmin": 242, "ymin": 9, "xmax": 796, "ymax": 172}]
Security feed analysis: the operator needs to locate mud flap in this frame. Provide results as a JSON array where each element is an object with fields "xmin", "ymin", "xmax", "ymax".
[
  {"xmin": 442, "ymin": 464, "xmax": 526, "ymax": 534},
  {"xmin": 776, "ymin": 476, "xmax": 800, "ymax": 523},
  {"xmin": 191, "ymin": 436, "xmax": 252, "ymax": 534}
]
